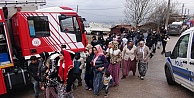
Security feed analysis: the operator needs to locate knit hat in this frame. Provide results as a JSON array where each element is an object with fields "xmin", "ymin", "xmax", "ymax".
[{"xmin": 30, "ymin": 56, "xmax": 37, "ymax": 60}]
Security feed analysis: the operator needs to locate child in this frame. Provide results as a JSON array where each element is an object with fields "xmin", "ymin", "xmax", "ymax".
[
  {"xmin": 43, "ymin": 58, "xmax": 58, "ymax": 98},
  {"xmin": 84, "ymin": 48, "xmax": 94, "ymax": 91},
  {"xmin": 73, "ymin": 52, "xmax": 85, "ymax": 87},
  {"xmin": 102, "ymin": 70, "xmax": 113, "ymax": 97}
]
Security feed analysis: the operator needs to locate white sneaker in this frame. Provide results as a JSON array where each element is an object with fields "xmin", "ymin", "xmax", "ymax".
[
  {"xmin": 140, "ymin": 76, "xmax": 144, "ymax": 80},
  {"xmin": 88, "ymin": 88, "xmax": 92, "ymax": 91}
]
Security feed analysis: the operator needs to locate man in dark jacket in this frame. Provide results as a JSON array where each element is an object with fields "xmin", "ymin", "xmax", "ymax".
[
  {"xmin": 28, "ymin": 56, "xmax": 40, "ymax": 98},
  {"xmin": 161, "ymin": 34, "xmax": 169, "ymax": 54},
  {"xmin": 91, "ymin": 36, "xmax": 100, "ymax": 47},
  {"xmin": 136, "ymin": 31, "xmax": 144, "ymax": 45},
  {"xmin": 146, "ymin": 32, "xmax": 154, "ymax": 58},
  {"xmin": 151, "ymin": 31, "xmax": 158, "ymax": 53},
  {"xmin": 146, "ymin": 32, "xmax": 153, "ymax": 49},
  {"xmin": 127, "ymin": 31, "xmax": 134, "ymax": 41},
  {"xmin": 105, "ymin": 34, "xmax": 113, "ymax": 46}
]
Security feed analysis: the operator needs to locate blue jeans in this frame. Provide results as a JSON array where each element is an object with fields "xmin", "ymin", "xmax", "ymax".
[{"xmin": 33, "ymin": 80, "xmax": 39, "ymax": 97}]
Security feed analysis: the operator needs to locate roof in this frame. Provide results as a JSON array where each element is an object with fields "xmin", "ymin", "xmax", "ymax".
[
  {"xmin": 36, "ymin": 6, "xmax": 76, "ymax": 13},
  {"xmin": 181, "ymin": 27, "xmax": 194, "ymax": 35},
  {"xmin": 111, "ymin": 25, "xmax": 132, "ymax": 29},
  {"xmin": 172, "ymin": 22, "xmax": 183, "ymax": 25}
]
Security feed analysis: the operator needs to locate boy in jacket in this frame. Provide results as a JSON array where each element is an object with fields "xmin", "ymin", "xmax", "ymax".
[
  {"xmin": 73, "ymin": 52, "xmax": 85, "ymax": 87},
  {"xmin": 28, "ymin": 56, "xmax": 40, "ymax": 98}
]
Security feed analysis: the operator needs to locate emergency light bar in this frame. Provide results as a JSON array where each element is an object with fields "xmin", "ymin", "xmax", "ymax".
[{"xmin": 0, "ymin": 0, "xmax": 46, "ymax": 7}]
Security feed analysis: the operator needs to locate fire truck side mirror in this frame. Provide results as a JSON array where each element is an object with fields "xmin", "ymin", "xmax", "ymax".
[
  {"xmin": 79, "ymin": 16, "xmax": 86, "ymax": 22},
  {"xmin": 3, "ymin": 7, "xmax": 8, "ymax": 19},
  {"xmin": 81, "ymin": 18, "xmax": 86, "ymax": 22},
  {"xmin": 59, "ymin": 14, "xmax": 66, "ymax": 20}
]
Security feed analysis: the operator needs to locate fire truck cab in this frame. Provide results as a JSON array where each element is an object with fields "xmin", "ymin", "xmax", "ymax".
[
  {"xmin": 12, "ymin": 6, "xmax": 88, "ymax": 59},
  {"xmin": 0, "ymin": 1, "xmax": 87, "ymax": 95}
]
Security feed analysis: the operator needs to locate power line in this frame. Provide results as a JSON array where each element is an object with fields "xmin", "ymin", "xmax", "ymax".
[
  {"xmin": 79, "ymin": 7, "xmax": 124, "ymax": 10},
  {"xmin": 79, "ymin": 11, "xmax": 124, "ymax": 17},
  {"xmin": 46, "ymin": 3, "xmax": 59, "ymax": 7}
]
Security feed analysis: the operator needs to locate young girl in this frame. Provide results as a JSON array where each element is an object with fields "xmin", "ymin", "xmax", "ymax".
[
  {"xmin": 84, "ymin": 48, "xmax": 94, "ymax": 91},
  {"xmin": 44, "ymin": 58, "xmax": 58, "ymax": 98}
]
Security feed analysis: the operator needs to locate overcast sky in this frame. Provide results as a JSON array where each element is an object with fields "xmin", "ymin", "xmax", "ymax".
[{"xmin": 45, "ymin": 0, "xmax": 194, "ymax": 23}]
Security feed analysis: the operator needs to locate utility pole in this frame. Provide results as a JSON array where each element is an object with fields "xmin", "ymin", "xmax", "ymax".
[
  {"xmin": 188, "ymin": 9, "xmax": 189, "ymax": 16},
  {"xmin": 184, "ymin": 8, "xmax": 187, "ymax": 15},
  {"xmin": 181, "ymin": 4, "xmax": 184, "ymax": 16},
  {"xmin": 76, "ymin": 5, "xmax": 79, "ymax": 13},
  {"xmin": 165, "ymin": 0, "xmax": 170, "ymax": 30}
]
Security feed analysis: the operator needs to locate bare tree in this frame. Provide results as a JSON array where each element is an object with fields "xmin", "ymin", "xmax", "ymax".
[
  {"xmin": 147, "ymin": 1, "xmax": 167, "ymax": 30},
  {"xmin": 147, "ymin": 0, "xmax": 179, "ymax": 30},
  {"xmin": 124, "ymin": 0, "xmax": 155, "ymax": 29}
]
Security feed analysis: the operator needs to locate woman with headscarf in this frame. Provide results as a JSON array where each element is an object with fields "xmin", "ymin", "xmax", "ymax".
[
  {"xmin": 121, "ymin": 41, "xmax": 137, "ymax": 79},
  {"xmin": 106, "ymin": 42, "xmax": 113, "ymax": 63},
  {"xmin": 57, "ymin": 50, "xmax": 74, "ymax": 98},
  {"xmin": 135, "ymin": 41, "xmax": 150, "ymax": 80},
  {"xmin": 92, "ymin": 45, "xmax": 109, "ymax": 97},
  {"xmin": 38, "ymin": 52, "xmax": 49, "ymax": 91},
  {"xmin": 107, "ymin": 41, "xmax": 121, "ymax": 86}
]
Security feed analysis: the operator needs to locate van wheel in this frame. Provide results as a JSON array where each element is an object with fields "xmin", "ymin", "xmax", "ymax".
[{"xmin": 165, "ymin": 67, "xmax": 175, "ymax": 85}]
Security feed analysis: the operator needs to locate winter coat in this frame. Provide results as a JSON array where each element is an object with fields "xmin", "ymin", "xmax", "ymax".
[
  {"xmin": 85, "ymin": 54, "xmax": 94, "ymax": 75},
  {"xmin": 29, "ymin": 61, "xmax": 40, "ymax": 81}
]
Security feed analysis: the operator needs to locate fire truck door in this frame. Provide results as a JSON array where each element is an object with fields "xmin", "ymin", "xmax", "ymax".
[{"xmin": 0, "ymin": 22, "xmax": 13, "ymax": 69}]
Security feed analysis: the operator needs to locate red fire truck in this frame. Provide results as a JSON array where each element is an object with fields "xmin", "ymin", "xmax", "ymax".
[{"xmin": 0, "ymin": 1, "xmax": 88, "ymax": 95}]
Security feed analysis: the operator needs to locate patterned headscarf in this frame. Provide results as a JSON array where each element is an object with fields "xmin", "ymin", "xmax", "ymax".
[
  {"xmin": 93, "ymin": 45, "xmax": 104, "ymax": 66},
  {"xmin": 112, "ymin": 41, "xmax": 119, "ymax": 50}
]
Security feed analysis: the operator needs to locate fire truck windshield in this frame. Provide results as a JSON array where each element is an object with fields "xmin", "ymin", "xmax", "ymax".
[{"xmin": 59, "ymin": 16, "xmax": 79, "ymax": 34}]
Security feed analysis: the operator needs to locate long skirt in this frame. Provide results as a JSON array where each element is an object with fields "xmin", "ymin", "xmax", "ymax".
[
  {"xmin": 93, "ymin": 70, "xmax": 104, "ymax": 95},
  {"xmin": 108, "ymin": 63, "xmax": 120, "ymax": 85},
  {"xmin": 122, "ymin": 58, "xmax": 137, "ymax": 77},
  {"xmin": 46, "ymin": 86, "xmax": 58, "ymax": 98},
  {"xmin": 58, "ymin": 83, "xmax": 74, "ymax": 98},
  {"xmin": 138, "ymin": 61, "xmax": 148, "ymax": 77}
]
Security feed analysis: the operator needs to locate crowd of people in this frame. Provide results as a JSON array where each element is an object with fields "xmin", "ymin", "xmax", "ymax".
[{"xmin": 28, "ymin": 27, "xmax": 170, "ymax": 98}]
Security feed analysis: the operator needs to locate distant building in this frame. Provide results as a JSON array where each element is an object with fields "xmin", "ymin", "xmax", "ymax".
[
  {"xmin": 110, "ymin": 25, "xmax": 134, "ymax": 34},
  {"xmin": 138, "ymin": 22, "xmax": 158, "ymax": 32}
]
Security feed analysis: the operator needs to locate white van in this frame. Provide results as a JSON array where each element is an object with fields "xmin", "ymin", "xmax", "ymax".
[{"xmin": 165, "ymin": 27, "xmax": 194, "ymax": 92}]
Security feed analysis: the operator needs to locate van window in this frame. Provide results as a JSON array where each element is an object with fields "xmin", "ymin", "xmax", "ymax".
[
  {"xmin": 169, "ymin": 25, "xmax": 179, "ymax": 29},
  {"xmin": 27, "ymin": 16, "xmax": 50, "ymax": 38},
  {"xmin": 191, "ymin": 35, "xmax": 194, "ymax": 59},
  {"xmin": 59, "ymin": 16, "xmax": 79, "ymax": 34},
  {"xmin": 171, "ymin": 34, "xmax": 189, "ymax": 58}
]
